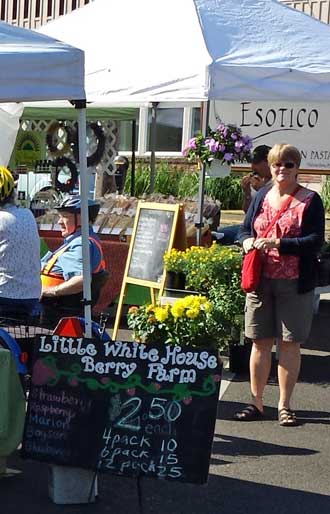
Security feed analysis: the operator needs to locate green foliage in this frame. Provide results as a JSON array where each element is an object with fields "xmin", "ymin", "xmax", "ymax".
[
  {"xmin": 321, "ymin": 177, "xmax": 330, "ymax": 213},
  {"xmin": 123, "ymin": 163, "xmax": 242, "ymax": 208},
  {"xmin": 176, "ymin": 171, "xmax": 199, "ymax": 198},
  {"xmin": 204, "ymin": 175, "xmax": 243, "ymax": 209},
  {"xmin": 162, "ymin": 244, "xmax": 245, "ymax": 348}
]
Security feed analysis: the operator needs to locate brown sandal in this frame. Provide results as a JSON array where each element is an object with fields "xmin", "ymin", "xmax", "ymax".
[
  {"xmin": 233, "ymin": 404, "xmax": 264, "ymax": 421},
  {"xmin": 278, "ymin": 407, "xmax": 299, "ymax": 427}
]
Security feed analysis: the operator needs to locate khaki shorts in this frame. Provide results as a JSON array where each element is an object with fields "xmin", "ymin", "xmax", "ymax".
[{"xmin": 245, "ymin": 278, "xmax": 314, "ymax": 342}]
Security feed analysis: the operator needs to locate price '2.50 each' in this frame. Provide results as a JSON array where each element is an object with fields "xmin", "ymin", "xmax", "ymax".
[{"xmin": 115, "ymin": 397, "xmax": 182, "ymax": 432}]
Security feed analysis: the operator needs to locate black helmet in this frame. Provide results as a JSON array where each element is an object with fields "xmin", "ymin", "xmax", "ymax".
[{"xmin": 55, "ymin": 195, "xmax": 100, "ymax": 222}]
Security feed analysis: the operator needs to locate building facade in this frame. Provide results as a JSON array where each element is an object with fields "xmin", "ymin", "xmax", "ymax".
[{"xmin": 0, "ymin": 0, "xmax": 90, "ymax": 28}]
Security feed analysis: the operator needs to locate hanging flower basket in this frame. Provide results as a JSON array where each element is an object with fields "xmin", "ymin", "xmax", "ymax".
[
  {"xmin": 183, "ymin": 122, "xmax": 253, "ymax": 171},
  {"xmin": 205, "ymin": 158, "xmax": 231, "ymax": 178}
]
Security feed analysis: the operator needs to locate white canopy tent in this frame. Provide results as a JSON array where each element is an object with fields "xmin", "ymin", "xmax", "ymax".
[
  {"xmin": 0, "ymin": 20, "xmax": 95, "ymax": 336},
  {"xmin": 38, "ymin": 0, "xmax": 330, "ymax": 241},
  {"xmin": 38, "ymin": 0, "xmax": 330, "ymax": 104}
]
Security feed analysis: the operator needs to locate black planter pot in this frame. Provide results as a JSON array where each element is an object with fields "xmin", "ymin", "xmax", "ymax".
[
  {"xmin": 317, "ymin": 255, "xmax": 330, "ymax": 287},
  {"xmin": 229, "ymin": 339, "xmax": 252, "ymax": 374},
  {"xmin": 165, "ymin": 271, "xmax": 186, "ymax": 290}
]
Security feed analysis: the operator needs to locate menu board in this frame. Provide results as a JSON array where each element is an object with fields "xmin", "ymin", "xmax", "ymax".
[
  {"xmin": 112, "ymin": 202, "xmax": 186, "ymax": 339},
  {"xmin": 22, "ymin": 336, "xmax": 221, "ymax": 485},
  {"xmin": 127, "ymin": 207, "xmax": 174, "ymax": 283}
]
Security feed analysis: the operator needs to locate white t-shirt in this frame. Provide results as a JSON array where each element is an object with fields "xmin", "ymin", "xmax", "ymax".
[{"xmin": 0, "ymin": 204, "xmax": 41, "ymax": 299}]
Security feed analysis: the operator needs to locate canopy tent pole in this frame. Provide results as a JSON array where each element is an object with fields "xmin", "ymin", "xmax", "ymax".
[
  {"xmin": 196, "ymin": 100, "xmax": 210, "ymax": 246},
  {"xmin": 149, "ymin": 102, "xmax": 158, "ymax": 193},
  {"xmin": 130, "ymin": 119, "xmax": 136, "ymax": 196},
  {"xmin": 76, "ymin": 102, "xmax": 92, "ymax": 338}
]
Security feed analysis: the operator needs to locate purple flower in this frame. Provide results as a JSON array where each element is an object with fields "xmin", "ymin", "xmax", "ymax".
[
  {"xmin": 224, "ymin": 152, "xmax": 233, "ymax": 161},
  {"xmin": 187, "ymin": 137, "xmax": 197, "ymax": 150},
  {"xmin": 235, "ymin": 140, "xmax": 244, "ymax": 150},
  {"xmin": 182, "ymin": 137, "xmax": 198, "ymax": 156},
  {"xmin": 231, "ymin": 133, "xmax": 238, "ymax": 140},
  {"xmin": 205, "ymin": 138, "xmax": 219, "ymax": 153}
]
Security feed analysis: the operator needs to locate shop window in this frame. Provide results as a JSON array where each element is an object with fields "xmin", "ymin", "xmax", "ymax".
[
  {"xmin": 192, "ymin": 107, "xmax": 201, "ymax": 136},
  {"xmin": 147, "ymin": 108, "xmax": 183, "ymax": 152},
  {"xmin": 117, "ymin": 120, "xmax": 139, "ymax": 152}
]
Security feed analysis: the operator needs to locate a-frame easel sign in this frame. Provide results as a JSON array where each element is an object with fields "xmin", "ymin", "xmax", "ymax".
[{"xmin": 112, "ymin": 202, "xmax": 186, "ymax": 339}]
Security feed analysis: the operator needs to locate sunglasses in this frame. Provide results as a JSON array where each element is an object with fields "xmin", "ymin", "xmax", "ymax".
[{"xmin": 272, "ymin": 162, "xmax": 296, "ymax": 169}]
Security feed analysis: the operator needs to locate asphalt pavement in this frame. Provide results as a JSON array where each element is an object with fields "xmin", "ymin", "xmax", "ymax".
[{"xmin": 1, "ymin": 298, "xmax": 330, "ymax": 514}]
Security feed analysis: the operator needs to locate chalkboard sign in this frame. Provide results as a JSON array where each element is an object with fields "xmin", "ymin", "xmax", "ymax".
[
  {"xmin": 22, "ymin": 336, "xmax": 222, "ymax": 485},
  {"xmin": 128, "ymin": 208, "xmax": 174, "ymax": 283},
  {"xmin": 113, "ymin": 202, "xmax": 186, "ymax": 339}
]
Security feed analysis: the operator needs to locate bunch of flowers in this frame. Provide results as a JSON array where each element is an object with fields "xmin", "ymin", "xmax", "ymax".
[
  {"xmin": 164, "ymin": 243, "xmax": 242, "ymax": 293},
  {"xmin": 163, "ymin": 248, "xmax": 187, "ymax": 274},
  {"xmin": 183, "ymin": 123, "xmax": 253, "ymax": 166},
  {"xmin": 162, "ymin": 243, "xmax": 246, "ymax": 347},
  {"xmin": 127, "ymin": 295, "xmax": 222, "ymax": 349}
]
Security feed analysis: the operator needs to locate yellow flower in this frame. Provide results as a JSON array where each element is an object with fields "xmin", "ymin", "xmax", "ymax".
[
  {"xmin": 146, "ymin": 304, "xmax": 155, "ymax": 313},
  {"xmin": 171, "ymin": 300, "xmax": 185, "ymax": 319},
  {"xmin": 154, "ymin": 306, "xmax": 169, "ymax": 322},
  {"xmin": 185, "ymin": 308, "xmax": 199, "ymax": 319}
]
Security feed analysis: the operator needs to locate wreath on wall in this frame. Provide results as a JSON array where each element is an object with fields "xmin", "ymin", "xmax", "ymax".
[
  {"xmin": 46, "ymin": 121, "xmax": 72, "ymax": 157},
  {"xmin": 53, "ymin": 157, "xmax": 78, "ymax": 193},
  {"xmin": 69, "ymin": 122, "xmax": 106, "ymax": 167}
]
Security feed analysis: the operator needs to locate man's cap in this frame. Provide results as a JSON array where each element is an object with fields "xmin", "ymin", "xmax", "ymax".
[{"xmin": 251, "ymin": 145, "xmax": 271, "ymax": 164}]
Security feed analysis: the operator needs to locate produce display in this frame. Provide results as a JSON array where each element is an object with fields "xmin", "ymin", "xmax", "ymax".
[{"xmin": 36, "ymin": 193, "xmax": 221, "ymax": 239}]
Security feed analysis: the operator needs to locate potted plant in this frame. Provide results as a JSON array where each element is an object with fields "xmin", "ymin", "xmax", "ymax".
[
  {"xmin": 163, "ymin": 248, "xmax": 187, "ymax": 291},
  {"xmin": 182, "ymin": 122, "xmax": 253, "ymax": 177},
  {"xmin": 317, "ymin": 237, "xmax": 330, "ymax": 287},
  {"xmin": 127, "ymin": 294, "xmax": 225, "ymax": 351},
  {"xmin": 163, "ymin": 243, "xmax": 249, "ymax": 359}
]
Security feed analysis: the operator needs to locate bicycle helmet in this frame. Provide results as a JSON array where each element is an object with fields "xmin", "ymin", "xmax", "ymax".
[
  {"xmin": 55, "ymin": 195, "xmax": 100, "ymax": 222},
  {"xmin": 0, "ymin": 166, "xmax": 15, "ymax": 203}
]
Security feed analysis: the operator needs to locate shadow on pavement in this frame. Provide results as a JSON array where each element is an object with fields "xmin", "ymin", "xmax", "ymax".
[
  {"xmin": 210, "ymin": 432, "xmax": 317, "ymax": 460},
  {"xmin": 3, "ymin": 453, "xmax": 330, "ymax": 514}
]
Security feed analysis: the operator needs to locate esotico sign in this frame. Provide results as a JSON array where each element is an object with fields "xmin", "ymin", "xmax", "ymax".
[{"xmin": 210, "ymin": 101, "xmax": 330, "ymax": 170}]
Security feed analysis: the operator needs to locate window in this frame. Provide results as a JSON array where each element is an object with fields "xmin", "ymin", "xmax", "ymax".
[
  {"xmin": 12, "ymin": 0, "xmax": 17, "ymax": 20},
  {"xmin": 147, "ymin": 108, "xmax": 183, "ymax": 152},
  {"xmin": 1, "ymin": 0, "xmax": 5, "ymax": 20},
  {"xmin": 47, "ymin": 0, "xmax": 52, "ymax": 17},
  {"xmin": 24, "ymin": 0, "xmax": 29, "ymax": 19},
  {"xmin": 117, "ymin": 120, "xmax": 139, "ymax": 152},
  {"xmin": 35, "ymin": 0, "xmax": 41, "ymax": 18},
  {"xmin": 192, "ymin": 107, "xmax": 201, "ymax": 136}
]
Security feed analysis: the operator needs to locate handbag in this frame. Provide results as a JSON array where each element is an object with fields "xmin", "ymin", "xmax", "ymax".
[{"xmin": 241, "ymin": 186, "xmax": 300, "ymax": 293}]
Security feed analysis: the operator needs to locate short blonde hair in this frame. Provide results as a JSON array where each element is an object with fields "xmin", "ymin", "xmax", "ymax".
[{"xmin": 268, "ymin": 144, "xmax": 301, "ymax": 168}]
